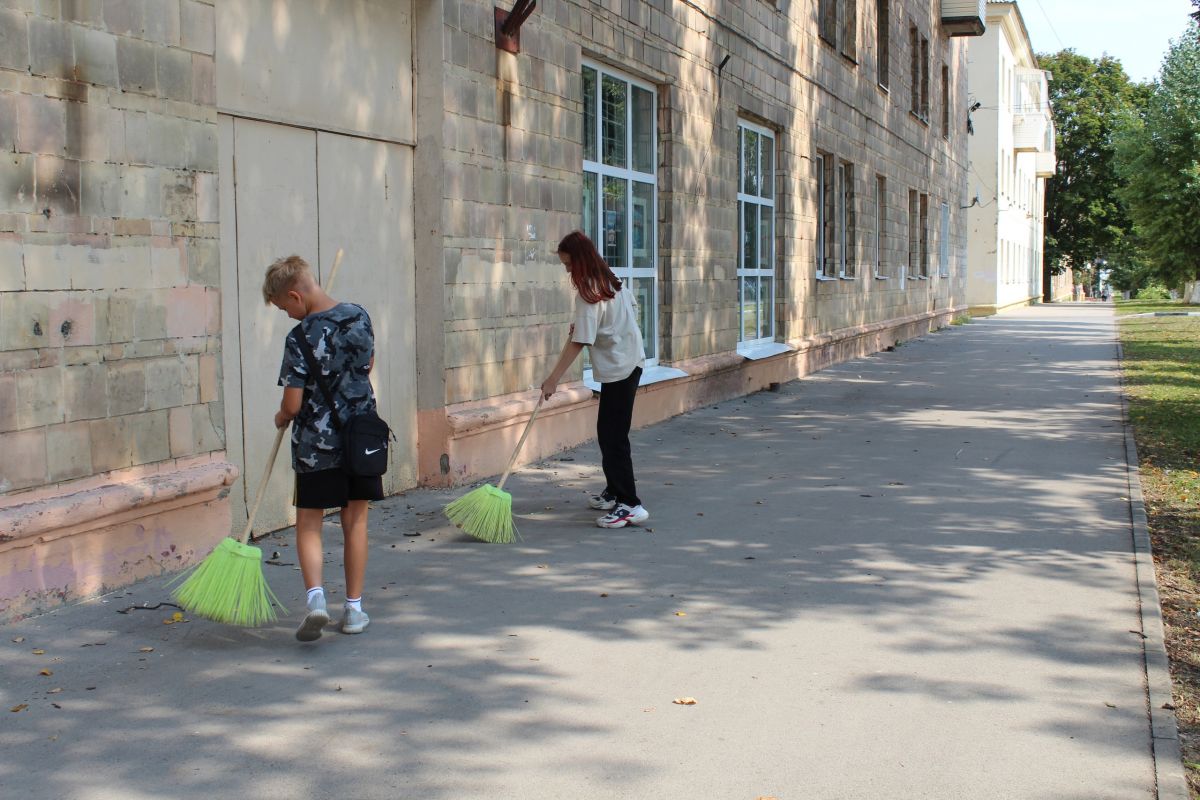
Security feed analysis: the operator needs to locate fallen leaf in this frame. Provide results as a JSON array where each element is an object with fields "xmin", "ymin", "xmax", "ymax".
[
  {"xmin": 51, "ymin": 703, "xmax": 61, "ymax": 709},
  {"xmin": 162, "ymin": 618, "xmax": 175, "ymax": 625},
  {"xmin": 139, "ymin": 647, "xmax": 154, "ymax": 653},
  {"xmin": 673, "ymin": 697, "xmax": 698, "ymax": 705},
  {"xmin": 535, "ymin": 564, "xmax": 548, "ymax": 569},
  {"xmin": 10, "ymin": 704, "xmax": 28, "ymax": 712},
  {"xmin": 39, "ymin": 669, "xmax": 53, "ymax": 676},
  {"xmin": 172, "ymin": 612, "xmax": 183, "ymax": 622},
  {"xmin": 600, "ymin": 593, "xmax": 609, "ymax": 597},
  {"xmin": 674, "ymin": 611, "xmax": 686, "ymax": 617},
  {"xmin": 643, "ymin": 707, "xmax": 655, "ymax": 712},
  {"xmin": 11, "ymin": 637, "xmax": 24, "ymax": 643},
  {"xmin": 47, "ymin": 688, "xmax": 62, "ymax": 694},
  {"xmin": 32, "ymin": 649, "xmax": 45, "ymax": 655},
  {"xmin": 1105, "ymin": 702, "xmax": 1116, "ymax": 708}
]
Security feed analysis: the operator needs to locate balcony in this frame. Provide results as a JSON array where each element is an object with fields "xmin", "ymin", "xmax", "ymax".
[
  {"xmin": 941, "ymin": 0, "xmax": 986, "ymax": 36},
  {"xmin": 1034, "ymin": 151, "xmax": 1056, "ymax": 178},
  {"xmin": 1013, "ymin": 113, "xmax": 1048, "ymax": 152}
]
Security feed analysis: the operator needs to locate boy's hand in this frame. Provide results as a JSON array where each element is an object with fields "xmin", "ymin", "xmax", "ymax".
[
  {"xmin": 540, "ymin": 377, "xmax": 558, "ymax": 400},
  {"xmin": 274, "ymin": 410, "xmax": 291, "ymax": 429}
]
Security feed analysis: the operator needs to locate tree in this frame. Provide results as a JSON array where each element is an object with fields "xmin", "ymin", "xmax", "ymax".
[
  {"xmin": 1036, "ymin": 52, "xmax": 1142, "ymax": 283},
  {"xmin": 1114, "ymin": 22, "xmax": 1200, "ymax": 289}
]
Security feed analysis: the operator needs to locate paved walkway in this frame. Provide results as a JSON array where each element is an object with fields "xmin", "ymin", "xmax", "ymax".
[{"xmin": 0, "ymin": 305, "xmax": 1178, "ymax": 799}]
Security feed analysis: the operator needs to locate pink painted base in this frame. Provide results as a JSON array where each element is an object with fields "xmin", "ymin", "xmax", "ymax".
[{"xmin": 0, "ymin": 459, "xmax": 238, "ymax": 622}]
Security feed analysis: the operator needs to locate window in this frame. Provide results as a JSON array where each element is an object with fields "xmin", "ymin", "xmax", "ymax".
[
  {"xmin": 909, "ymin": 25, "xmax": 919, "ymax": 115},
  {"xmin": 837, "ymin": 161, "xmax": 856, "ymax": 278},
  {"xmin": 909, "ymin": 24, "xmax": 928, "ymax": 122},
  {"xmin": 738, "ymin": 122, "xmax": 776, "ymax": 344},
  {"xmin": 920, "ymin": 37, "xmax": 929, "ymax": 119},
  {"xmin": 820, "ymin": 0, "xmax": 857, "ymax": 61},
  {"xmin": 876, "ymin": 0, "xmax": 889, "ymax": 89},
  {"xmin": 816, "ymin": 154, "xmax": 854, "ymax": 279},
  {"xmin": 875, "ymin": 175, "xmax": 886, "ymax": 277},
  {"xmin": 941, "ymin": 64, "xmax": 949, "ymax": 138},
  {"xmin": 582, "ymin": 62, "xmax": 657, "ymax": 363},
  {"xmin": 919, "ymin": 193, "xmax": 929, "ymax": 277},
  {"xmin": 907, "ymin": 189, "xmax": 919, "ymax": 281},
  {"xmin": 816, "ymin": 154, "xmax": 830, "ymax": 278},
  {"xmin": 939, "ymin": 202, "xmax": 950, "ymax": 277},
  {"xmin": 842, "ymin": 0, "xmax": 857, "ymax": 60}
]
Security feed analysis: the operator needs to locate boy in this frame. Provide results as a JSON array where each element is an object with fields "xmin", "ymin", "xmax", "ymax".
[{"xmin": 264, "ymin": 255, "xmax": 378, "ymax": 642}]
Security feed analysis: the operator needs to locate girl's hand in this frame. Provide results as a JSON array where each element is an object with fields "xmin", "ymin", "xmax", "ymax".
[
  {"xmin": 274, "ymin": 410, "xmax": 291, "ymax": 429},
  {"xmin": 540, "ymin": 377, "xmax": 558, "ymax": 400}
]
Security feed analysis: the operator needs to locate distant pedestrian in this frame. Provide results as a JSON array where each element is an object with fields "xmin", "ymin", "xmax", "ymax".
[
  {"xmin": 264, "ymin": 255, "xmax": 378, "ymax": 641},
  {"xmin": 541, "ymin": 231, "xmax": 650, "ymax": 529}
]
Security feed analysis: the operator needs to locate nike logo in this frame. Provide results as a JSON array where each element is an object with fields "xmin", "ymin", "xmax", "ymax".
[{"xmin": 365, "ymin": 448, "xmax": 382, "ymax": 455}]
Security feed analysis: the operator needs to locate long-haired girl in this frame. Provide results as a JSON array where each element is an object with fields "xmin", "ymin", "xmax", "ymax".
[{"xmin": 541, "ymin": 231, "xmax": 649, "ymax": 528}]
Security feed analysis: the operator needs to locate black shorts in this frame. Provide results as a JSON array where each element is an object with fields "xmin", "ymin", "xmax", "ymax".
[{"xmin": 294, "ymin": 468, "xmax": 384, "ymax": 510}]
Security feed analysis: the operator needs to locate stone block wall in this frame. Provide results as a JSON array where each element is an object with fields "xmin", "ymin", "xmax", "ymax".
[
  {"xmin": 0, "ymin": 0, "xmax": 221, "ymax": 497},
  {"xmin": 439, "ymin": 0, "xmax": 970, "ymax": 407}
]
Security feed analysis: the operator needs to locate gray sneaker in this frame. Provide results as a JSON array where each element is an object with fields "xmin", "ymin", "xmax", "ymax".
[
  {"xmin": 340, "ymin": 606, "xmax": 370, "ymax": 634},
  {"xmin": 295, "ymin": 595, "xmax": 330, "ymax": 642}
]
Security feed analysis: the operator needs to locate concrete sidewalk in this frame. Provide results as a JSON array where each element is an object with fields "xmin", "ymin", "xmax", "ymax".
[{"xmin": 0, "ymin": 305, "xmax": 1182, "ymax": 799}]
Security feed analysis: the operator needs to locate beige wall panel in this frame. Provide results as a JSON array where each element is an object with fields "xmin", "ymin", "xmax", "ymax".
[
  {"xmin": 216, "ymin": 0, "xmax": 414, "ymax": 143},
  {"xmin": 232, "ymin": 118, "xmax": 319, "ymax": 534},
  {"xmin": 316, "ymin": 131, "xmax": 418, "ymax": 493}
]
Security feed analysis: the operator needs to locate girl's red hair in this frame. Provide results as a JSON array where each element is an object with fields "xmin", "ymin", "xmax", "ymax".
[{"xmin": 557, "ymin": 230, "xmax": 622, "ymax": 304}]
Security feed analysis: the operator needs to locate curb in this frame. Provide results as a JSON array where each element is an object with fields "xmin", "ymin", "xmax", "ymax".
[{"xmin": 1116, "ymin": 338, "xmax": 1192, "ymax": 800}]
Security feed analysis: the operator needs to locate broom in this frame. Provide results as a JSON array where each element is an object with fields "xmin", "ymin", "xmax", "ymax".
[
  {"xmin": 444, "ymin": 396, "xmax": 544, "ymax": 543},
  {"xmin": 171, "ymin": 249, "xmax": 345, "ymax": 625}
]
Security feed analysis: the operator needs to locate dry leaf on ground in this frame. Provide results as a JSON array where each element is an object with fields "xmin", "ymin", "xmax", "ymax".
[
  {"xmin": 32, "ymin": 649, "xmax": 45, "ymax": 655},
  {"xmin": 672, "ymin": 697, "xmax": 697, "ymax": 705},
  {"xmin": 139, "ymin": 647, "xmax": 154, "ymax": 653},
  {"xmin": 39, "ymin": 669, "xmax": 52, "ymax": 676},
  {"xmin": 10, "ymin": 704, "xmax": 28, "ymax": 712}
]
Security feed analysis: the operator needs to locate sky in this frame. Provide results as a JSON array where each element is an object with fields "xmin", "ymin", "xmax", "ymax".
[{"xmin": 1017, "ymin": 0, "xmax": 1196, "ymax": 83}]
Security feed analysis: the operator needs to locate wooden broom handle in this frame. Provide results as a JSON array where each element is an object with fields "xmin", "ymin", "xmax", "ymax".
[
  {"xmin": 239, "ymin": 248, "xmax": 345, "ymax": 544},
  {"xmin": 496, "ymin": 396, "xmax": 544, "ymax": 491}
]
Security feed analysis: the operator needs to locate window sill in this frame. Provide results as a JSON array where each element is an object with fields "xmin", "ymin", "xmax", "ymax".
[
  {"xmin": 909, "ymin": 111, "xmax": 929, "ymax": 126},
  {"xmin": 815, "ymin": 274, "xmax": 839, "ymax": 282},
  {"xmin": 877, "ymin": 82, "xmax": 890, "ymax": 94},
  {"xmin": 738, "ymin": 341, "xmax": 795, "ymax": 361},
  {"xmin": 839, "ymin": 275, "xmax": 856, "ymax": 281},
  {"xmin": 906, "ymin": 275, "xmax": 920, "ymax": 281},
  {"xmin": 874, "ymin": 274, "xmax": 890, "ymax": 280},
  {"xmin": 582, "ymin": 364, "xmax": 688, "ymax": 392}
]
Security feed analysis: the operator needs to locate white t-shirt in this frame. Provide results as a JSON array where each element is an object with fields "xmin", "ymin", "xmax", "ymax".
[{"xmin": 571, "ymin": 286, "xmax": 645, "ymax": 383}]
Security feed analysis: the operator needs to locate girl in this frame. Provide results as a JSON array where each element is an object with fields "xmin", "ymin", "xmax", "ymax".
[{"xmin": 541, "ymin": 231, "xmax": 649, "ymax": 528}]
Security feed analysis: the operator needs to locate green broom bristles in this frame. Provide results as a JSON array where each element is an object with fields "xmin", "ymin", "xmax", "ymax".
[
  {"xmin": 169, "ymin": 537, "xmax": 286, "ymax": 626},
  {"xmin": 444, "ymin": 483, "xmax": 519, "ymax": 543}
]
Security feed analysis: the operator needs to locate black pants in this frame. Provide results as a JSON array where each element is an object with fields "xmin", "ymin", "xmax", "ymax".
[{"xmin": 597, "ymin": 366, "xmax": 642, "ymax": 507}]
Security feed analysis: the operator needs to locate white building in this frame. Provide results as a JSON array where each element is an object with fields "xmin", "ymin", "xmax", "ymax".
[{"xmin": 965, "ymin": 1, "xmax": 1055, "ymax": 315}]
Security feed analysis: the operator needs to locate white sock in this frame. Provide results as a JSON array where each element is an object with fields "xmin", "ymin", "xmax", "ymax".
[
  {"xmin": 345, "ymin": 597, "xmax": 362, "ymax": 612},
  {"xmin": 306, "ymin": 587, "xmax": 325, "ymax": 605}
]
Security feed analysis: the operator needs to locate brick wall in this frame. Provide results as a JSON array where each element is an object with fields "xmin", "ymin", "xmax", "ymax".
[
  {"xmin": 439, "ymin": 0, "xmax": 969, "ymax": 406},
  {"xmin": 0, "ymin": 0, "xmax": 221, "ymax": 495}
]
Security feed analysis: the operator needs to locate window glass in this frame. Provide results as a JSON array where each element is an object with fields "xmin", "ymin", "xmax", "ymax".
[
  {"xmin": 631, "ymin": 86, "xmax": 654, "ymax": 173},
  {"xmin": 601, "ymin": 75, "xmax": 627, "ymax": 168},
  {"xmin": 583, "ymin": 66, "xmax": 597, "ymax": 163},
  {"xmin": 602, "ymin": 176, "xmax": 627, "ymax": 271}
]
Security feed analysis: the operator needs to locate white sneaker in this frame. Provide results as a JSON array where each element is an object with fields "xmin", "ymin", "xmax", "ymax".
[
  {"xmin": 340, "ymin": 606, "xmax": 370, "ymax": 634},
  {"xmin": 596, "ymin": 503, "xmax": 649, "ymax": 528},
  {"xmin": 295, "ymin": 595, "xmax": 330, "ymax": 642}
]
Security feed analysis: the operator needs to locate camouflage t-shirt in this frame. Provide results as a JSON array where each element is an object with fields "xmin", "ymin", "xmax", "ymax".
[{"xmin": 277, "ymin": 303, "xmax": 377, "ymax": 473}]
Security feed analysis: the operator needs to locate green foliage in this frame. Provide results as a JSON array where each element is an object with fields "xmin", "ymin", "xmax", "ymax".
[
  {"xmin": 1137, "ymin": 283, "xmax": 1173, "ymax": 300},
  {"xmin": 1115, "ymin": 22, "xmax": 1200, "ymax": 289},
  {"xmin": 1037, "ymin": 51, "xmax": 1143, "ymax": 276}
]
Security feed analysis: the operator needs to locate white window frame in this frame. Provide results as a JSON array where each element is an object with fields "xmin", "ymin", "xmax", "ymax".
[
  {"xmin": 737, "ymin": 120, "xmax": 777, "ymax": 349},
  {"xmin": 582, "ymin": 61, "xmax": 659, "ymax": 367}
]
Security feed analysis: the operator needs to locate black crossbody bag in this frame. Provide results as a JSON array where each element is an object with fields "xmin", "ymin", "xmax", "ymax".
[{"xmin": 294, "ymin": 326, "xmax": 392, "ymax": 477}]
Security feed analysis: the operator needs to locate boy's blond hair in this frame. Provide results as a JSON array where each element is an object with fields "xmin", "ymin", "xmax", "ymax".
[{"xmin": 262, "ymin": 255, "xmax": 313, "ymax": 304}]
